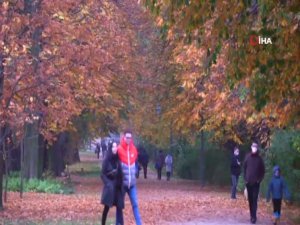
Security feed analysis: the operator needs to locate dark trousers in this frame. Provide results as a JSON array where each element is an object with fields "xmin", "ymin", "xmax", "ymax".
[
  {"xmin": 101, "ymin": 205, "xmax": 109, "ymax": 225},
  {"xmin": 157, "ymin": 168, "xmax": 162, "ymax": 180},
  {"xmin": 103, "ymin": 205, "xmax": 123, "ymax": 225},
  {"xmin": 273, "ymin": 199, "xmax": 282, "ymax": 216},
  {"xmin": 246, "ymin": 182, "xmax": 260, "ymax": 220},
  {"xmin": 143, "ymin": 165, "xmax": 148, "ymax": 179},
  {"xmin": 166, "ymin": 172, "xmax": 171, "ymax": 181},
  {"xmin": 231, "ymin": 175, "xmax": 239, "ymax": 198}
]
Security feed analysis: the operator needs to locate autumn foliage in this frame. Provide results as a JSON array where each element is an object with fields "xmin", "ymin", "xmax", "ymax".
[
  {"xmin": 0, "ymin": 0, "xmax": 142, "ymax": 142},
  {"xmin": 141, "ymin": 0, "xmax": 300, "ymax": 144}
]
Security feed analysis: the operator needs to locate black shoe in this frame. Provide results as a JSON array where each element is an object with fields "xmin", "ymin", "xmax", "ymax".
[{"xmin": 250, "ymin": 218, "xmax": 256, "ymax": 224}]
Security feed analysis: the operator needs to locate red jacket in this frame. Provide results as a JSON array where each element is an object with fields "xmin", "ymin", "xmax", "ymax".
[
  {"xmin": 117, "ymin": 137, "xmax": 138, "ymax": 187},
  {"xmin": 118, "ymin": 137, "xmax": 138, "ymax": 165}
]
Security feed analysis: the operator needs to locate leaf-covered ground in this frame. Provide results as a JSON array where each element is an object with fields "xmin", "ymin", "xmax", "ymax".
[
  {"xmin": 1, "ymin": 0, "xmax": 299, "ymax": 224},
  {"xmin": 1, "ymin": 152, "xmax": 299, "ymax": 225}
]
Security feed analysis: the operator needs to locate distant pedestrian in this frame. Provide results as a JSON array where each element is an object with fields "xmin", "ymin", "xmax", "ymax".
[
  {"xmin": 244, "ymin": 142, "xmax": 265, "ymax": 224},
  {"xmin": 266, "ymin": 165, "xmax": 291, "ymax": 225},
  {"xmin": 165, "ymin": 153, "xmax": 173, "ymax": 181},
  {"xmin": 137, "ymin": 145, "xmax": 149, "ymax": 179},
  {"xmin": 96, "ymin": 143, "xmax": 101, "ymax": 159},
  {"xmin": 101, "ymin": 139, "xmax": 107, "ymax": 157},
  {"xmin": 230, "ymin": 147, "xmax": 241, "ymax": 199},
  {"xmin": 155, "ymin": 150, "xmax": 164, "ymax": 180}
]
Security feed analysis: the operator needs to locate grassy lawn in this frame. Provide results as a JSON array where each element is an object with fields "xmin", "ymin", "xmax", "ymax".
[{"xmin": 68, "ymin": 153, "xmax": 101, "ymax": 177}]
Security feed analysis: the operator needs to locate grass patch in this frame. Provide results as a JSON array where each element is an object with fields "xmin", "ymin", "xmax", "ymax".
[
  {"xmin": 68, "ymin": 160, "xmax": 101, "ymax": 177},
  {"xmin": 3, "ymin": 172, "xmax": 74, "ymax": 194}
]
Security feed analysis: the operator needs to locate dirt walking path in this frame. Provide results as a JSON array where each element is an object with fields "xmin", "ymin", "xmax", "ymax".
[
  {"xmin": 75, "ymin": 152, "xmax": 296, "ymax": 225},
  {"xmin": 0, "ymin": 152, "xmax": 297, "ymax": 224}
]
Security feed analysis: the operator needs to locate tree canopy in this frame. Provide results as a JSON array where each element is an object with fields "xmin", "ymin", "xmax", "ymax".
[{"xmin": 139, "ymin": 0, "xmax": 300, "ymax": 144}]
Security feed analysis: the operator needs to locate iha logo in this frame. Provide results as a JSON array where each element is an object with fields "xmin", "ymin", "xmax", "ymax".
[{"xmin": 249, "ymin": 35, "xmax": 272, "ymax": 46}]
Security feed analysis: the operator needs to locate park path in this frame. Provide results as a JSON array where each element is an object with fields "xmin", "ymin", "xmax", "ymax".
[
  {"xmin": 0, "ymin": 0, "xmax": 299, "ymax": 223},
  {"xmin": 0, "ymin": 152, "xmax": 297, "ymax": 224},
  {"xmin": 74, "ymin": 152, "xmax": 295, "ymax": 225}
]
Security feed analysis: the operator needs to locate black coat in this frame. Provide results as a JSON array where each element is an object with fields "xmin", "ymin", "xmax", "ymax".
[
  {"xmin": 100, "ymin": 152, "xmax": 124, "ymax": 208},
  {"xmin": 231, "ymin": 155, "xmax": 241, "ymax": 176},
  {"xmin": 243, "ymin": 153, "xmax": 265, "ymax": 185},
  {"xmin": 138, "ymin": 146, "xmax": 149, "ymax": 166},
  {"xmin": 155, "ymin": 152, "xmax": 165, "ymax": 169}
]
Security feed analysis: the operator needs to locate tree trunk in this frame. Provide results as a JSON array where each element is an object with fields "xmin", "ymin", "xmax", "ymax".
[
  {"xmin": 0, "ymin": 53, "xmax": 5, "ymax": 210},
  {"xmin": 22, "ymin": 0, "xmax": 44, "ymax": 180},
  {"xmin": 199, "ymin": 129, "xmax": 205, "ymax": 187},
  {"xmin": 20, "ymin": 138, "xmax": 24, "ymax": 198},
  {"xmin": 48, "ymin": 132, "xmax": 67, "ymax": 176},
  {"xmin": 24, "ymin": 122, "xmax": 40, "ymax": 179},
  {"xmin": 4, "ymin": 139, "xmax": 8, "ymax": 202},
  {"xmin": 0, "ymin": 143, "xmax": 3, "ymax": 210},
  {"xmin": 0, "ymin": 127, "xmax": 6, "ymax": 210}
]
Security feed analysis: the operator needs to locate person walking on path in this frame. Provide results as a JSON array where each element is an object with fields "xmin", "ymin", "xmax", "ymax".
[
  {"xmin": 100, "ymin": 142, "xmax": 124, "ymax": 225},
  {"xmin": 137, "ymin": 145, "xmax": 149, "ymax": 179},
  {"xmin": 266, "ymin": 165, "xmax": 291, "ymax": 225},
  {"xmin": 243, "ymin": 142, "xmax": 265, "ymax": 224},
  {"xmin": 155, "ymin": 150, "xmax": 165, "ymax": 180},
  {"xmin": 96, "ymin": 142, "xmax": 101, "ymax": 159},
  {"xmin": 230, "ymin": 147, "xmax": 241, "ymax": 199},
  {"xmin": 117, "ymin": 130, "xmax": 142, "ymax": 225},
  {"xmin": 165, "ymin": 153, "xmax": 173, "ymax": 181}
]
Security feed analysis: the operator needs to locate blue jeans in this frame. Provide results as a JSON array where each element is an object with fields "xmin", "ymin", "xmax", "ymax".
[
  {"xmin": 116, "ymin": 185, "xmax": 142, "ymax": 225},
  {"xmin": 231, "ymin": 175, "xmax": 239, "ymax": 199}
]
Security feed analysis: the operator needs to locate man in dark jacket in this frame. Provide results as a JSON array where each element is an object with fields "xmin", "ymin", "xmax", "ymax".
[
  {"xmin": 231, "ymin": 147, "xmax": 241, "ymax": 199},
  {"xmin": 244, "ymin": 142, "xmax": 265, "ymax": 224}
]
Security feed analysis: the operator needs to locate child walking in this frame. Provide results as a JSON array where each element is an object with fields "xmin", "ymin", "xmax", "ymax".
[{"xmin": 266, "ymin": 165, "xmax": 291, "ymax": 225}]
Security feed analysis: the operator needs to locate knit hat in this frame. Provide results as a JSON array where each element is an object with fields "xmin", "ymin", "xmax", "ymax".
[
  {"xmin": 273, "ymin": 165, "xmax": 280, "ymax": 174},
  {"xmin": 251, "ymin": 142, "xmax": 258, "ymax": 148}
]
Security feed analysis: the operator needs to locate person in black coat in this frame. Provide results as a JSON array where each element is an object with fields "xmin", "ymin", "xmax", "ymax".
[
  {"xmin": 155, "ymin": 150, "xmax": 165, "ymax": 180},
  {"xmin": 101, "ymin": 140, "xmax": 107, "ymax": 157},
  {"xmin": 244, "ymin": 142, "xmax": 265, "ymax": 224},
  {"xmin": 96, "ymin": 143, "xmax": 101, "ymax": 159},
  {"xmin": 137, "ymin": 146, "xmax": 149, "ymax": 179},
  {"xmin": 100, "ymin": 142, "xmax": 124, "ymax": 225},
  {"xmin": 230, "ymin": 147, "xmax": 241, "ymax": 199}
]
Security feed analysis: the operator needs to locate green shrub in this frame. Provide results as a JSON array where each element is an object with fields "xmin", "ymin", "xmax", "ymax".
[
  {"xmin": 4, "ymin": 175, "xmax": 73, "ymax": 194},
  {"xmin": 174, "ymin": 133, "xmax": 232, "ymax": 186},
  {"xmin": 176, "ymin": 145, "xmax": 200, "ymax": 179},
  {"xmin": 204, "ymin": 147, "xmax": 231, "ymax": 186}
]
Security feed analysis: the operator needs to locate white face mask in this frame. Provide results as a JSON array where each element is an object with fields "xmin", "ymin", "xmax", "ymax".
[
  {"xmin": 251, "ymin": 147, "xmax": 257, "ymax": 154},
  {"xmin": 112, "ymin": 143, "xmax": 118, "ymax": 154}
]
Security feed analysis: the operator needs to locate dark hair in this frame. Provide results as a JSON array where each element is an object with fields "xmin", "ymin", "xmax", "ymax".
[{"xmin": 124, "ymin": 129, "xmax": 132, "ymax": 135}]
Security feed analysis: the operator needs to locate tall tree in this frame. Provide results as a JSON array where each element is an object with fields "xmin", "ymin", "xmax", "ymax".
[{"xmin": 143, "ymin": 0, "xmax": 300, "ymax": 143}]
